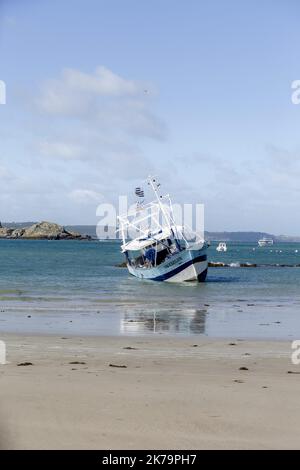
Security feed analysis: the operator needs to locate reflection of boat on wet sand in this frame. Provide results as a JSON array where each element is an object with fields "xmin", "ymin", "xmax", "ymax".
[
  {"xmin": 121, "ymin": 308, "xmax": 207, "ymax": 335},
  {"xmin": 118, "ymin": 176, "xmax": 208, "ymax": 283}
]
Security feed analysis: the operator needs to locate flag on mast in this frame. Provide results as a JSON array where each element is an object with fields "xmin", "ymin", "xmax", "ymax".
[{"xmin": 135, "ymin": 187, "xmax": 144, "ymax": 198}]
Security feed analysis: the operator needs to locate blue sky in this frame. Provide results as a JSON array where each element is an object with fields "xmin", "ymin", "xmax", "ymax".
[{"xmin": 0, "ymin": 0, "xmax": 300, "ymax": 233}]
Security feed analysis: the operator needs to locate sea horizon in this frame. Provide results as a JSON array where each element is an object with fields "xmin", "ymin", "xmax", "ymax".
[{"xmin": 2, "ymin": 221, "xmax": 300, "ymax": 242}]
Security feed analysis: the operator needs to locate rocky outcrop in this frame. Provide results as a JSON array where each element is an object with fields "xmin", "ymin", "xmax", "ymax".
[
  {"xmin": 10, "ymin": 228, "xmax": 25, "ymax": 238},
  {"xmin": 115, "ymin": 262, "xmax": 127, "ymax": 267},
  {"xmin": 0, "ymin": 221, "xmax": 91, "ymax": 240},
  {"xmin": 21, "ymin": 222, "xmax": 69, "ymax": 239},
  {"xmin": 0, "ymin": 227, "xmax": 13, "ymax": 238},
  {"xmin": 208, "ymin": 262, "xmax": 257, "ymax": 267}
]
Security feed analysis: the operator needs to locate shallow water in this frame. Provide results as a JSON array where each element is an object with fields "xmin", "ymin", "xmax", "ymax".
[{"xmin": 0, "ymin": 239, "xmax": 300, "ymax": 338}]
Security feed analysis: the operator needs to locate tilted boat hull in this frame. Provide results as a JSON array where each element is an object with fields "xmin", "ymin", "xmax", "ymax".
[{"xmin": 127, "ymin": 246, "xmax": 208, "ymax": 283}]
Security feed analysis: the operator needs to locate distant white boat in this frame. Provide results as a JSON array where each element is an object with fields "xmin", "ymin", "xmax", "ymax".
[
  {"xmin": 258, "ymin": 237, "xmax": 274, "ymax": 247},
  {"xmin": 216, "ymin": 242, "xmax": 227, "ymax": 252}
]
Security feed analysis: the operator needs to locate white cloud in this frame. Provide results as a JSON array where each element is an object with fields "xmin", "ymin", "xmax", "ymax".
[
  {"xmin": 0, "ymin": 165, "xmax": 9, "ymax": 178},
  {"xmin": 62, "ymin": 66, "xmax": 143, "ymax": 96},
  {"xmin": 36, "ymin": 66, "xmax": 155, "ymax": 117},
  {"xmin": 68, "ymin": 189, "xmax": 104, "ymax": 204},
  {"xmin": 186, "ymin": 152, "xmax": 241, "ymax": 185},
  {"xmin": 0, "ymin": 164, "xmax": 14, "ymax": 181},
  {"xmin": 36, "ymin": 80, "xmax": 92, "ymax": 116},
  {"xmin": 34, "ymin": 66, "xmax": 165, "ymax": 141},
  {"xmin": 266, "ymin": 144, "xmax": 300, "ymax": 169},
  {"xmin": 37, "ymin": 140, "xmax": 85, "ymax": 160},
  {"xmin": 95, "ymin": 99, "xmax": 166, "ymax": 140},
  {"xmin": 0, "ymin": 66, "xmax": 165, "ymax": 223}
]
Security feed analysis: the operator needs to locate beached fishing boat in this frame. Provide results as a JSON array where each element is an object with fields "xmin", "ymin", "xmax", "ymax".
[{"xmin": 117, "ymin": 177, "xmax": 208, "ymax": 282}]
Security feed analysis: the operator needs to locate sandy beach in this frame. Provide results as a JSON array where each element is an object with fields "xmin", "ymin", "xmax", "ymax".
[{"xmin": 0, "ymin": 333, "xmax": 299, "ymax": 449}]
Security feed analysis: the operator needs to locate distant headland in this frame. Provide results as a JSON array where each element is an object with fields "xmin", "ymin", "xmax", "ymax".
[
  {"xmin": 205, "ymin": 231, "xmax": 300, "ymax": 243},
  {"xmin": 0, "ymin": 222, "xmax": 299, "ymax": 242},
  {"xmin": 0, "ymin": 221, "xmax": 92, "ymax": 240}
]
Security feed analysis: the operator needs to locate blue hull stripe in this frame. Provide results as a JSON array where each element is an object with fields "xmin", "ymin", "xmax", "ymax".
[{"xmin": 151, "ymin": 254, "xmax": 207, "ymax": 281}]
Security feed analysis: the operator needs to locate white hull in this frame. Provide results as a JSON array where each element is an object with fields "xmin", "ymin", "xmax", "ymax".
[
  {"xmin": 258, "ymin": 239, "xmax": 273, "ymax": 247},
  {"xmin": 127, "ymin": 247, "xmax": 208, "ymax": 283},
  {"xmin": 165, "ymin": 259, "xmax": 207, "ymax": 283},
  {"xmin": 216, "ymin": 242, "xmax": 227, "ymax": 252}
]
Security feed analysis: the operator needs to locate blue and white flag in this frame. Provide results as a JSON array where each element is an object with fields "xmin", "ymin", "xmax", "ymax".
[{"xmin": 135, "ymin": 187, "xmax": 144, "ymax": 198}]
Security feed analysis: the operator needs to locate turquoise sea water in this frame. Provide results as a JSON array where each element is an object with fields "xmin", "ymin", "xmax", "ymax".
[{"xmin": 0, "ymin": 239, "xmax": 300, "ymax": 339}]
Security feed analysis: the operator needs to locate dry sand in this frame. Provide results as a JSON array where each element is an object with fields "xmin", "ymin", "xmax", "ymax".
[{"xmin": 0, "ymin": 333, "xmax": 299, "ymax": 449}]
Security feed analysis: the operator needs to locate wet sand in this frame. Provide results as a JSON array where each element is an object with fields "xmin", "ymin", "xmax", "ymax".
[{"xmin": 0, "ymin": 334, "xmax": 300, "ymax": 449}]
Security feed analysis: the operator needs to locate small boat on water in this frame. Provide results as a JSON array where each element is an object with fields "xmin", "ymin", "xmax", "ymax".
[
  {"xmin": 117, "ymin": 177, "xmax": 208, "ymax": 283},
  {"xmin": 216, "ymin": 242, "xmax": 227, "ymax": 252},
  {"xmin": 258, "ymin": 237, "xmax": 274, "ymax": 247}
]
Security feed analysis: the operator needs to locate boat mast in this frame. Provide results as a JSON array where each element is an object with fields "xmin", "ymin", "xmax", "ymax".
[
  {"xmin": 148, "ymin": 176, "xmax": 181, "ymax": 250},
  {"xmin": 148, "ymin": 176, "xmax": 171, "ymax": 230}
]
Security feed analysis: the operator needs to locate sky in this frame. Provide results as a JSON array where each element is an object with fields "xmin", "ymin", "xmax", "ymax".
[{"xmin": 0, "ymin": 0, "xmax": 300, "ymax": 234}]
